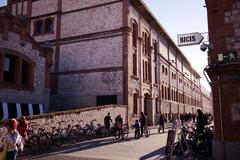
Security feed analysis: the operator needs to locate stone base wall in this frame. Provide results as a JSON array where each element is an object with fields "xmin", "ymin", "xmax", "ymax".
[{"xmin": 0, "ymin": 105, "xmax": 127, "ymax": 133}]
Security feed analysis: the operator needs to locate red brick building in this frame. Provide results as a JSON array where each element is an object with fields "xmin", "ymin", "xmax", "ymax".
[{"xmin": 205, "ymin": 0, "xmax": 240, "ymax": 159}]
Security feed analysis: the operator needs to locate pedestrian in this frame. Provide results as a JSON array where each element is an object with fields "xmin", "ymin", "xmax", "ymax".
[
  {"xmin": 192, "ymin": 113, "xmax": 196, "ymax": 122},
  {"xmin": 196, "ymin": 109, "xmax": 207, "ymax": 134},
  {"xmin": 133, "ymin": 119, "xmax": 140, "ymax": 139},
  {"xmin": 17, "ymin": 116, "xmax": 29, "ymax": 141},
  {"xmin": 104, "ymin": 113, "xmax": 112, "ymax": 135},
  {"xmin": 115, "ymin": 115, "xmax": 124, "ymax": 139},
  {"xmin": 158, "ymin": 114, "xmax": 165, "ymax": 133},
  {"xmin": 139, "ymin": 112, "xmax": 146, "ymax": 137},
  {"xmin": 4, "ymin": 119, "xmax": 24, "ymax": 160},
  {"xmin": 180, "ymin": 113, "xmax": 184, "ymax": 125}
]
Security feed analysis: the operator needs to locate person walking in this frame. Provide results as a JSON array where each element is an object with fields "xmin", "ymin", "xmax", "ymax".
[
  {"xmin": 158, "ymin": 114, "xmax": 165, "ymax": 133},
  {"xmin": 115, "ymin": 115, "xmax": 124, "ymax": 139},
  {"xmin": 133, "ymin": 119, "xmax": 140, "ymax": 139},
  {"xmin": 196, "ymin": 109, "xmax": 207, "ymax": 134},
  {"xmin": 4, "ymin": 119, "xmax": 24, "ymax": 160},
  {"xmin": 139, "ymin": 112, "xmax": 146, "ymax": 137},
  {"xmin": 104, "ymin": 113, "xmax": 112, "ymax": 135},
  {"xmin": 17, "ymin": 116, "xmax": 29, "ymax": 141}
]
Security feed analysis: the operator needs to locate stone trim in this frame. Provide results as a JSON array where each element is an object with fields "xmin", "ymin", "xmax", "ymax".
[
  {"xmin": 62, "ymin": 0, "xmax": 123, "ymax": 16},
  {"xmin": 39, "ymin": 27, "xmax": 131, "ymax": 44},
  {"xmin": 51, "ymin": 66, "xmax": 124, "ymax": 75}
]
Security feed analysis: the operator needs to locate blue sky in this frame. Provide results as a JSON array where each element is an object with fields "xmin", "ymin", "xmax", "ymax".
[{"xmin": 0, "ymin": 0, "xmax": 210, "ymax": 90}]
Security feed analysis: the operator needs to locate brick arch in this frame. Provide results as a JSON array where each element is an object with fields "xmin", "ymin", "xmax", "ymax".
[
  {"xmin": 132, "ymin": 89, "xmax": 139, "ymax": 115},
  {"xmin": 0, "ymin": 48, "xmax": 35, "ymax": 90}
]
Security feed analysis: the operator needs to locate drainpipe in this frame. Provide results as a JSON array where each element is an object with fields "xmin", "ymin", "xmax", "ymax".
[
  {"xmin": 204, "ymin": 65, "xmax": 225, "ymax": 160},
  {"xmin": 217, "ymin": 75, "xmax": 225, "ymax": 160}
]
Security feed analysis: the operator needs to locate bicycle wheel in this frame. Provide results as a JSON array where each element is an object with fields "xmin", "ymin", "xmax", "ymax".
[
  {"xmin": 39, "ymin": 133, "xmax": 51, "ymax": 150},
  {"xmin": 123, "ymin": 128, "xmax": 129, "ymax": 139},
  {"xmin": 144, "ymin": 127, "xmax": 150, "ymax": 137},
  {"xmin": 52, "ymin": 131, "xmax": 63, "ymax": 147},
  {"xmin": 26, "ymin": 135, "xmax": 39, "ymax": 152},
  {"xmin": 69, "ymin": 130, "xmax": 78, "ymax": 143}
]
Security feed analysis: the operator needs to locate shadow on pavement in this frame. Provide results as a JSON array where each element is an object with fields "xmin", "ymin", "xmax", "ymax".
[
  {"xmin": 139, "ymin": 146, "xmax": 166, "ymax": 160},
  {"xmin": 19, "ymin": 137, "xmax": 125, "ymax": 160}
]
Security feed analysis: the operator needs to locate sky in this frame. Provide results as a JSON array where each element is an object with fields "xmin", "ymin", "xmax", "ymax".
[{"xmin": 0, "ymin": 0, "xmax": 210, "ymax": 90}]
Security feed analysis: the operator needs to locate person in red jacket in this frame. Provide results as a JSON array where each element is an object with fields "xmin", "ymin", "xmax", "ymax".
[{"xmin": 17, "ymin": 116, "xmax": 29, "ymax": 140}]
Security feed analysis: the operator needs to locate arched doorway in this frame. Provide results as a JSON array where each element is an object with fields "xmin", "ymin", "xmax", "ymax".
[{"xmin": 144, "ymin": 93, "xmax": 153, "ymax": 126}]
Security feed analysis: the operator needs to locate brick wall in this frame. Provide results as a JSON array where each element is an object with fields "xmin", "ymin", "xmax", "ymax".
[
  {"xmin": 205, "ymin": 0, "xmax": 240, "ymax": 159},
  {"xmin": 0, "ymin": 32, "xmax": 46, "ymax": 105}
]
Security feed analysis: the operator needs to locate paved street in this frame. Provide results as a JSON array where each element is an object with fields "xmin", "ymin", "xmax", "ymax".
[{"xmin": 19, "ymin": 127, "xmax": 171, "ymax": 160}]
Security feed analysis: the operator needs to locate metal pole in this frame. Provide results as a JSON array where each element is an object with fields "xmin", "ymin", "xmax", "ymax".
[{"xmin": 217, "ymin": 75, "xmax": 225, "ymax": 160}]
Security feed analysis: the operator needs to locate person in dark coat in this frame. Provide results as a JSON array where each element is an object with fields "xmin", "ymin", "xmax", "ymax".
[
  {"xmin": 139, "ymin": 112, "xmax": 146, "ymax": 137},
  {"xmin": 180, "ymin": 114, "xmax": 184, "ymax": 125},
  {"xmin": 158, "ymin": 114, "xmax": 165, "ymax": 133},
  {"xmin": 196, "ymin": 109, "xmax": 207, "ymax": 134},
  {"xmin": 133, "ymin": 119, "xmax": 140, "ymax": 139},
  {"xmin": 104, "ymin": 113, "xmax": 112, "ymax": 135}
]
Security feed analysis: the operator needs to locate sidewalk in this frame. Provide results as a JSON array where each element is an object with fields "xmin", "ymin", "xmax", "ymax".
[{"xmin": 19, "ymin": 128, "xmax": 170, "ymax": 160}]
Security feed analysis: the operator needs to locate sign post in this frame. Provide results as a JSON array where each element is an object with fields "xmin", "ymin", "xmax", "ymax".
[{"xmin": 177, "ymin": 32, "xmax": 204, "ymax": 46}]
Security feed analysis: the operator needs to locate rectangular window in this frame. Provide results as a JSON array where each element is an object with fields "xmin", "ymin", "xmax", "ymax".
[
  {"xmin": 8, "ymin": 103, "xmax": 17, "ymax": 118},
  {"xmin": 143, "ymin": 60, "xmax": 145, "ymax": 81},
  {"xmin": 133, "ymin": 94, "xmax": 138, "ymax": 114},
  {"xmin": 133, "ymin": 52, "xmax": 137, "ymax": 76},
  {"xmin": 155, "ymin": 66, "xmax": 157, "ymax": 84},
  {"xmin": 4, "ymin": 54, "xmax": 16, "ymax": 83},
  {"xmin": 21, "ymin": 103, "xmax": 29, "ymax": 116},
  {"xmin": 96, "ymin": 95, "xmax": 117, "ymax": 106},
  {"xmin": 132, "ymin": 23, "xmax": 137, "ymax": 47},
  {"xmin": 32, "ymin": 104, "xmax": 40, "ymax": 115},
  {"xmin": 21, "ymin": 60, "xmax": 31, "ymax": 87},
  {"xmin": 155, "ymin": 99, "xmax": 159, "ymax": 114}
]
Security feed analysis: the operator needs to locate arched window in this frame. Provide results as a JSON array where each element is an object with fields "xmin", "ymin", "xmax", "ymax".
[
  {"xmin": 132, "ymin": 21, "xmax": 138, "ymax": 76},
  {"xmin": 164, "ymin": 86, "xmax": 167, "ymax": 100},
  {"xmin": 142, "ymin": 30, "xmax": 150, "ymax": 57},
  {"xmin": 161, "ymin": 85, "xmax": 164, "ymax": 99},
  {"xmin": 162, "ymin": 65, "xmax": 164, "ymax": 73},
  {"xmin": 1, "ymin": 50, "xmax": 34, "ymax": 90},
  {"xmin": 153, "ymin": 40, "xmax": 158, "ymax": 61},
  {"xmin": 132, "ymin": 21, "xmax": 138, "ymax": 48},
  {"xmin": 34, "ymin": 20, "xmax": 43, "ymax": 34},
  {"xmin": 133, "ymin": 93, "xmax": 138, "ymax": 114},
  {"xmin": 45, "ymin": 18, "xmax": 54, "ymax": 33}
]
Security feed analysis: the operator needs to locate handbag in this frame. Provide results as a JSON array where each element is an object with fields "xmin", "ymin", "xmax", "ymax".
[
  {"xmin": 116, "ymin": 121, "xmax": 123, "ymax": 128},
  {"xmin": 0, "ymin": 142, "xmax": 8, "ymax": 160}
]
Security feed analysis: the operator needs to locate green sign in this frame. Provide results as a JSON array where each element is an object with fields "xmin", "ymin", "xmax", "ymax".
[{"xmin": 218, "ymin": 52, "xmax": 236, "ymax": 63}]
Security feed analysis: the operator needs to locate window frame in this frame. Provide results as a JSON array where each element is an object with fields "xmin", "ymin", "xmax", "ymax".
[
  {"xmin": 0, "ymin": 49, "xmax": 35, "ymax": 91},
  {"xmin": 33, "ymin": 17, "xmax": 55, "ymax": 36}
]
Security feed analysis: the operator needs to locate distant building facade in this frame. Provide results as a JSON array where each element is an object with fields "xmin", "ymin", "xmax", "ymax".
[
  {"xmin": 201, "ymin": 86, "xmax": 212, "ymax": 114},
  {"xmin": 0, "ymin": 7, "xmax": 52, "ymax": 119},
  {"xmin": 6, "ymin": 0, "xmax": 212, "ymax": 124}
]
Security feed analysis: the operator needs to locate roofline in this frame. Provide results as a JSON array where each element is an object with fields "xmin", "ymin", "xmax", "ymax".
[{"xmin": 131, "ymin": 0, "xmax": 201, "ymax": 78}]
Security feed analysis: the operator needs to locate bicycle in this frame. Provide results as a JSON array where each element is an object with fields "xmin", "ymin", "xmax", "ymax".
[
  {"xmin": 113, "ymin": 123, "xmax": 129, "ymax": 139},
  {"xmin": 143, "ymin": 125, "xmax": 150, "ymax": 137}
]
